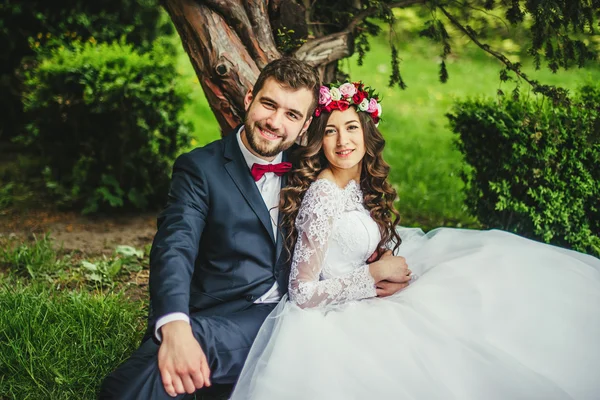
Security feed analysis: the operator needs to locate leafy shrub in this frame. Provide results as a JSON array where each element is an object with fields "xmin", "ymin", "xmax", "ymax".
[
  {"xmin": 447, "ymin": 86, "xmax": 600, "ymax": 256},
  {"xmin": 0, "ymin": 0, "xmax": 171, "ymax": 139},
  {"xmin": 80, "ymin": 245, "xmax": 145, "ymax": 287},
  {"xmin": 21, "ymin": 41, "xmax": 191, "ymax": 213}
]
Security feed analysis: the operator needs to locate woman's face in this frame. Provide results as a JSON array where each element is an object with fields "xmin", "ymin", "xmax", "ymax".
[{"xmin": 321, "ymin": 107, "xmax": 366, "ymax": 172}]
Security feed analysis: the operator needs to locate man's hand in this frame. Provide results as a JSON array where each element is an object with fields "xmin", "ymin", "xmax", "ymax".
[
  {"xmin": 158, "ymin": 321, "xmax": 211, "ymax": 397},
  {"xmin": 376, "ymin": 280, "xmax": 409, "ymax": 297}
]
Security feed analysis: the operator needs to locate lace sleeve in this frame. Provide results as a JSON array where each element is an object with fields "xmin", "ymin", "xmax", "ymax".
[{"xmin": 288, "ymin": 180, "xmax": 377, "ymax": 309}]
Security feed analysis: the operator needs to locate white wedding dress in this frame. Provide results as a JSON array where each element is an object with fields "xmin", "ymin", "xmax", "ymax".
[{"xmin": 230, "ymin": 179, "xmax": 600, "ymax": 400}]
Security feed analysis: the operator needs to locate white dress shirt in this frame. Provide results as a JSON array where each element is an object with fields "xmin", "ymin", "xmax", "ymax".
[{"xmin": 155, "ymin": 127, "xmax": 283, "ymax": 340}]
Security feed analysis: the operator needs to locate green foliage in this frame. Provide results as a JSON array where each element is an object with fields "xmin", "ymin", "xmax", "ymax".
[
  {"xmin": 0, "ymin": 283, "xmax": 145, "ymax": 399},
  {"xmin": 20, "ymin": 40, "xmax": 192, "ymax": 213},
  {"xmin": 0, "ymin": 0, "xmax": 171, "ymax": 139},
  {"xmin": 302, "ymin": 0, "xmax": 598, "ymax": 101},
  {"xmin": 0, "ymin": 172, "xmax": 37, "ymax": 212},
  {"xmin": 0, "ymin": 234, "xmax": 70, "ymax": 280},
  {"xmin": 448, "ymin": 86, "xmax": 600, "ymax": 255},
  {"xmin": 275, "ymin": 27, "xmax": 307, "ymax": 54},
  {"xmin": 420, "ymin": 0, "xmax": 598, "ymax": 103},
  {"xmin": 0, "ymin": 183, "xmax": 15, "ymax": 210},
  {"xmin": 81, "ymin": 245, "xmax": 145, "ymax": 287},
  {"xmin": 0, "ymin": 233, "xmax": 149, "ymax": 289}
]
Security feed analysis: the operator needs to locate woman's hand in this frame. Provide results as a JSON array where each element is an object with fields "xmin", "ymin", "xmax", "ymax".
[
  {"xmin": 369, "ymin": 250, "xmax": 411, "ymax": 284},
  {"xmin": 366, "ymin": 247, "xmax": 384, "ymax": 263},
  {"xmin": 376, "ymin": 280, "xmax": 410, "ymax": 297}
]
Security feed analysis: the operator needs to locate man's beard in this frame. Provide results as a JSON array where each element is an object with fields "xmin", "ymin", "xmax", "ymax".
[{"xmin": 244, "ymin": 120, "xmax": 295, "ymax": 158}]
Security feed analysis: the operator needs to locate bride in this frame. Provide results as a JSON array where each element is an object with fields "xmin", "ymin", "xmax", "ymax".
[{"xmin": 230, "ymin": 81, "xmax": 600, "ymax": 399}]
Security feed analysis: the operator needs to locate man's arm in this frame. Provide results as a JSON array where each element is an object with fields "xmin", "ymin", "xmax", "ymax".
[
  {"xmin": 149, "ymin": 152, "xmax": 212, "ymax": 396},
  {"xmin": 149, "ymin": 151, "xmax": 209, "ymax": 321}
]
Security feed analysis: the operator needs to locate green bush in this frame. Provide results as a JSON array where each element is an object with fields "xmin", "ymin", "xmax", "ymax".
[
  {"xmin": 447, "ymin": 86, "xmax": 600, "ymax": 256},
  {"xmin": 0, "ymin": 0, "xmax": 171, "ymax": 139},
  {"xmin": 21, "ymin": 41, "xmax": 191, "ymax": 213}
]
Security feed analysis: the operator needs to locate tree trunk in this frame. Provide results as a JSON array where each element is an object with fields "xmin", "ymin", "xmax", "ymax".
[{"xmin": 163, "ymin": 0, "xmax": 353, "ymax": 135}]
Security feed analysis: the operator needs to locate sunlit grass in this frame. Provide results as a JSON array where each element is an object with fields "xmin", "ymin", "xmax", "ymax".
[{"xmin": 0, "ymin": 282, "xmax": 145, "ymax": 399}]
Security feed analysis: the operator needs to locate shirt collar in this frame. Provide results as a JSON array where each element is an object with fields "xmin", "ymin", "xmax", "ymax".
[{"xmin": 236, "ymin": 126, "xmax": 283, "ymax": 171}]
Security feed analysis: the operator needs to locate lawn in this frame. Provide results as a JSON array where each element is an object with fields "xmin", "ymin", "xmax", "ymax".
[{"xmin": 0, "ymin": 282, "xmax": 145, "ymax": 399}]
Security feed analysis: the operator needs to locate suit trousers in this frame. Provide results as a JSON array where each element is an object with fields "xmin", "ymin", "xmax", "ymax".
[{"xmin": 98, "ymin": 303, "xmax": 277, "ymax": 400}]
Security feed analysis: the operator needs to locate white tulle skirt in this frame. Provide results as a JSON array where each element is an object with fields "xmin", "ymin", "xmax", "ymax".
[{"xmin": 231, "ymin": 228, "xmax": 600, "ymax": 400}]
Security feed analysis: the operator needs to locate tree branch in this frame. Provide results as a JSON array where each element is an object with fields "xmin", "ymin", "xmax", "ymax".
[
  {"xmin": 163, "ymin": 0, "xmax": 260, "ymax": 132},
  {"xmin": 294, "ymin": 0, "xmax": 427, "ymax": 69},
  {"xmin": 202, "ymin": 0, "xmax": 279, "ymax": 68},
  {"xmin": 244, "ymin": 0, "xmax": 282, "ymax": 64},
  {"xmin": 294, "ymin": 31, "xmax": 353, "ymax": 67},
  {"xmin": 438, "ymin": 5, "xmax": 539, "ymax": 89}
]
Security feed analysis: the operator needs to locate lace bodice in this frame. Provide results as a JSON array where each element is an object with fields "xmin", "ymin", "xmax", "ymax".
[{"xmin": 288, "ymin": 179, "xmax": 380, "ymax": 308}]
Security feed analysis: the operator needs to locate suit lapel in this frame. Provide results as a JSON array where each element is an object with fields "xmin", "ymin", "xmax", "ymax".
[{"xmin": 223, "ymin": 130, "xmax": 276, "ymax": 244}]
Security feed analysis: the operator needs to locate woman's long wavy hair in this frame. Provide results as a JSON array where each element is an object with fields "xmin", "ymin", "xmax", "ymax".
[{"xmin": 280, "ymin": 107, "xmax": 402, "ymax": 260}]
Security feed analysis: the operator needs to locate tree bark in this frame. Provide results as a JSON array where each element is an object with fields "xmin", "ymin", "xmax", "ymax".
[
  {"xmin": 294, "ymin": 31, "xmax": 353, "ymax": 82},
  {"xmin": 163, "ymin": 0, "xmax": 261, "ymax": 134},
  {"xmin": 163, "ymin": 0, "xmax": 353, "ymax": 134}
]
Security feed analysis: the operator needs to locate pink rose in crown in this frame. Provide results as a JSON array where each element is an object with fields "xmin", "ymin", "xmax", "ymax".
[
  {"xmin": 367, "ymin": 98, "xmax": 378, "ymax": 113},
  {"xmin": 339, "ymin": 83, "xmax": 357, "ymax": 99},
  {"xmin": 371, "ymin": 103, "xmax": 382, "ymax": 118},
  {"xmin": 319, "ymin": 86, "xmax": 332, "ymax": 106}
]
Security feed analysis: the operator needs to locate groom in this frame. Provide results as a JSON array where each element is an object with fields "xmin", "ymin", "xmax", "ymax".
[{"xmin": 98, "ymin": 57, "xmax": 320, "ymax": 399}]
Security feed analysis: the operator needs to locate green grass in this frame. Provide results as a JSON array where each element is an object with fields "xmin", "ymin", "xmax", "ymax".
[
  {"xmin": 0, "ymin": 235, "xmax": 147, "ymax": 288},
  {"xmin": 0, "ymin": 234, "xmax": 70, "ymax": 280},
  {"xmin": 0, "ymin": 282, "xmax": 145, "ymax": 399}
]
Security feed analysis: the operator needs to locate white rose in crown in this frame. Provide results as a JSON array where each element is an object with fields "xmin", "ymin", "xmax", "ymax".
[
  {"xmin": 329, "ymin": 87, "xmax": 342, "ymax": 101},
  {"xmin": 358, "ymin": 98, "xmax": 369, "ymax": 111}
]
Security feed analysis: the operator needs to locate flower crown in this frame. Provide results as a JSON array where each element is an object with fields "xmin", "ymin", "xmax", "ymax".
[{"xmin": 315, "ymin": 81, "xmax": 382, "ymax": 126}]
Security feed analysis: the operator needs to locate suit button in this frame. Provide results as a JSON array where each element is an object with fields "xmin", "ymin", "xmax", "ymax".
[{"xmin": 245, "ymin": 294, "xmax": 255, "ymax": 302}]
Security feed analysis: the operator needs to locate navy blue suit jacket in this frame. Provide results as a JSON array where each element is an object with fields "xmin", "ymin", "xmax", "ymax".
[{"xmin": 148, "ymin": 128, "xmax": 291, "ymax": 328}]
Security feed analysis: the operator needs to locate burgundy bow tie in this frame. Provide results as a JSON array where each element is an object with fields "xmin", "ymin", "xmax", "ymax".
[{"xmin": 250, "ymin": 162, "xmax": 292, "ymax": 181}]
